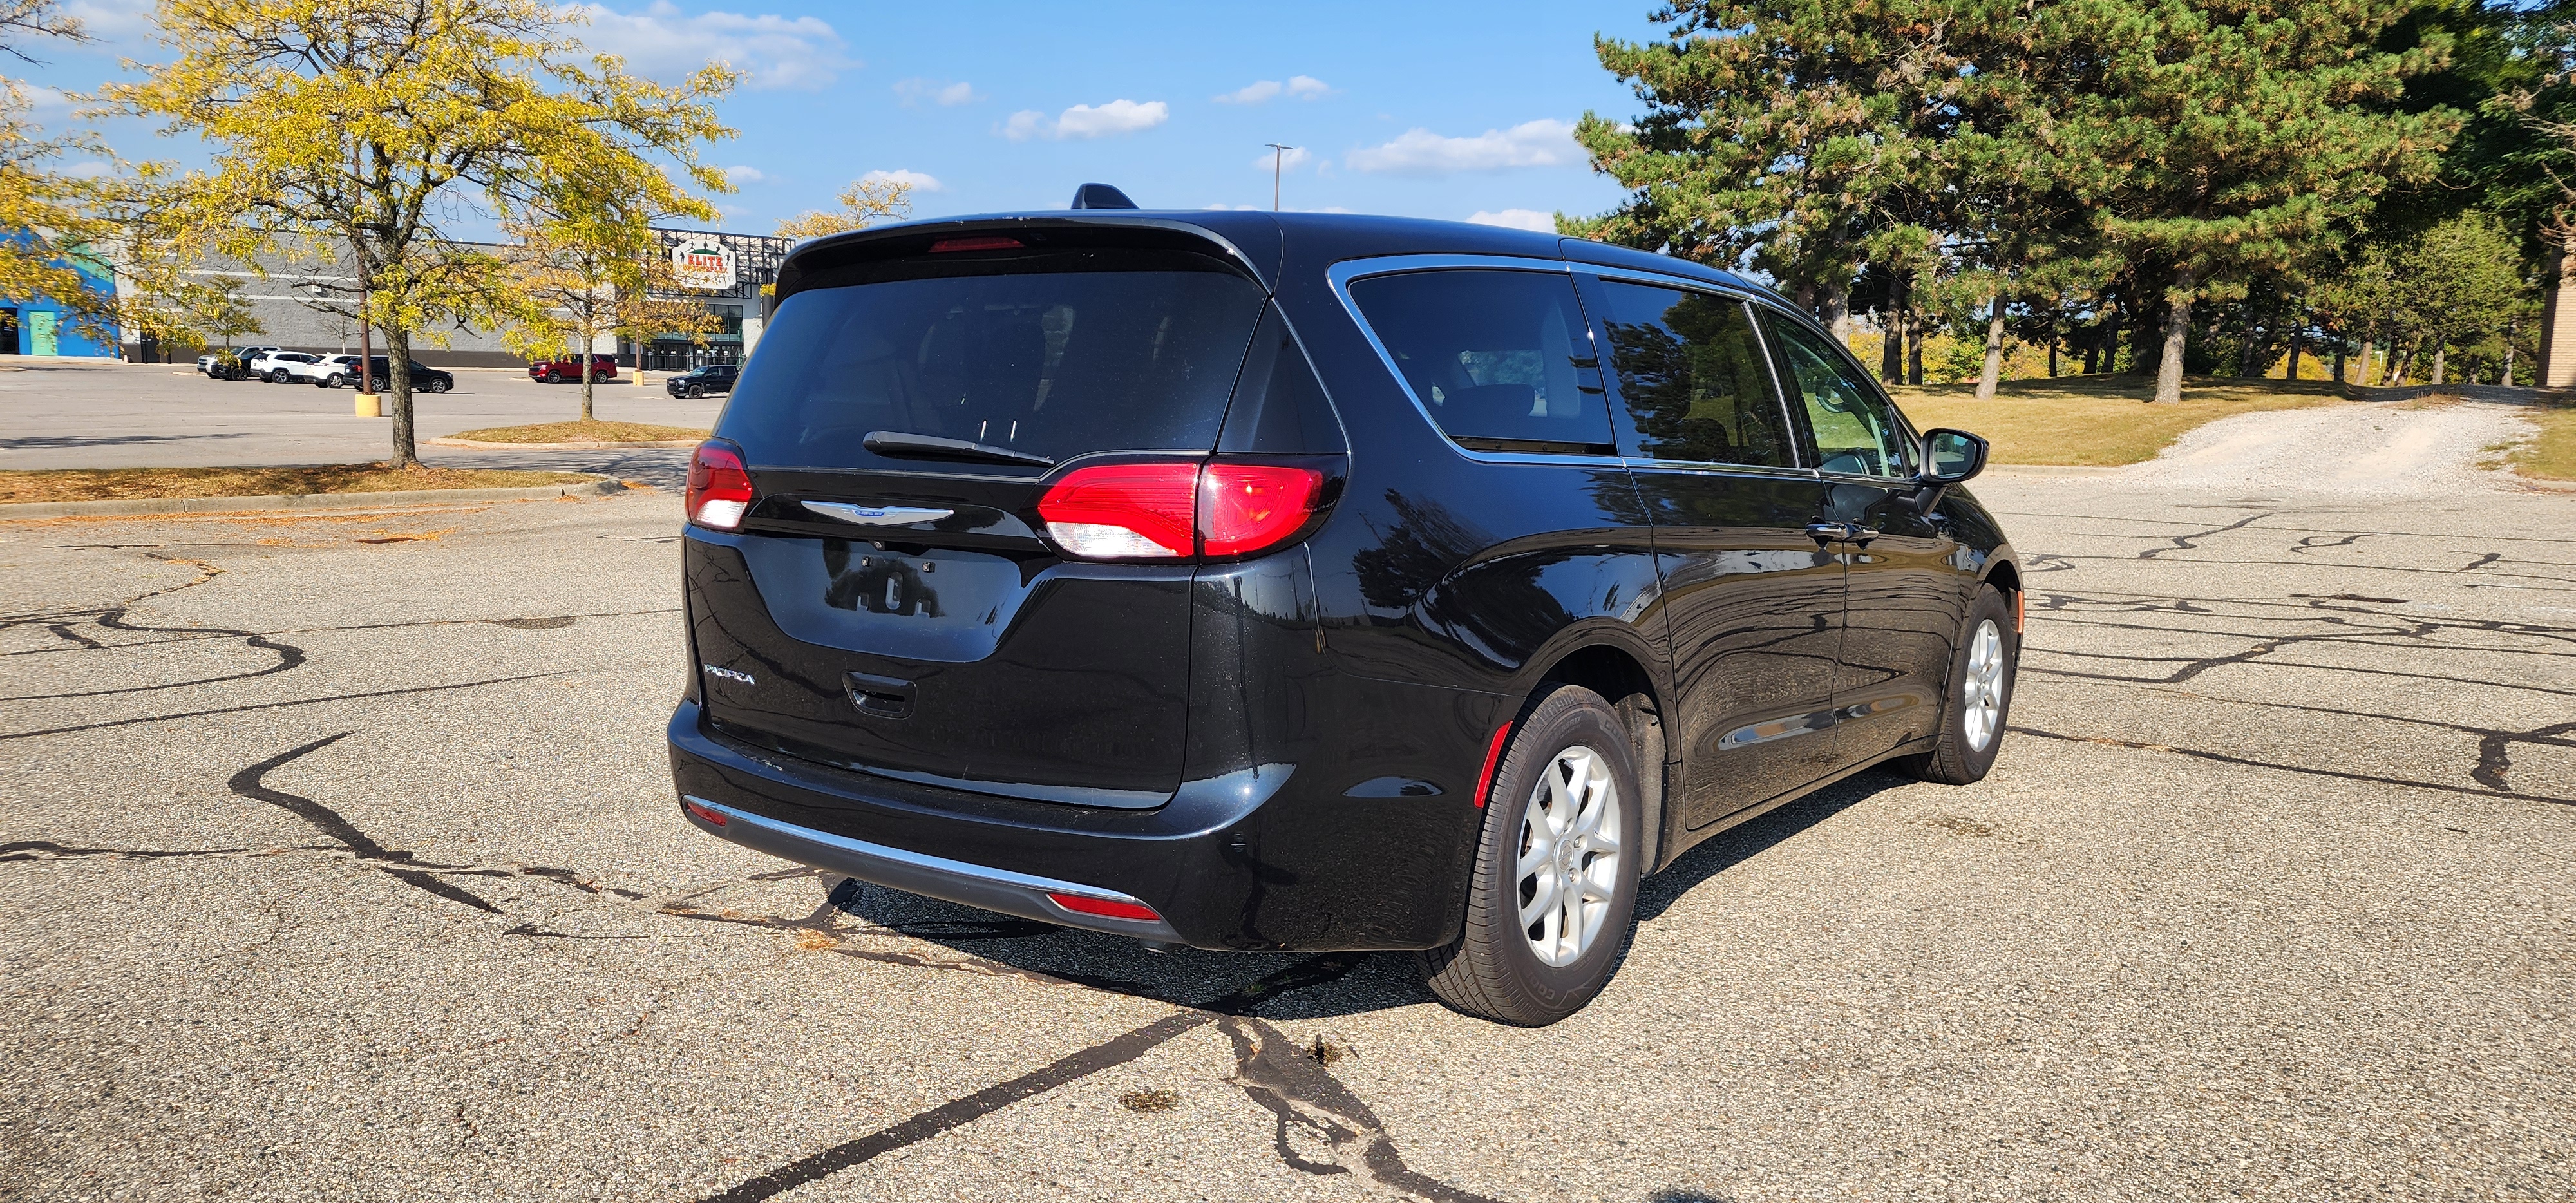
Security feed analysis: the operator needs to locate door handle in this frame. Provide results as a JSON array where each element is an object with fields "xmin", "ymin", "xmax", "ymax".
[{"xmin": 1805, "ymin": 522, "xmax": 1880, "ymax": 545}]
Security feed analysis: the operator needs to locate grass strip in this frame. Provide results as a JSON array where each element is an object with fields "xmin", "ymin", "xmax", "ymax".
[
  {"xmin": 443, "ymin": 419, "xmax": 709, "ymax": 444},
  {"xmin": 2509, "ymin": 401, "xmax": 2576, "ymax": 481},
  {"xmin": 0, "ymin": 464, "xmax": 601, "ymax": 504},
  {"xmin": 1892, "ymin": 375, "xmax": 2348, "ymax": 466}
]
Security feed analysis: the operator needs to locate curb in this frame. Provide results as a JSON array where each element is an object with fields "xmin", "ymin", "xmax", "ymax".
[
  {"xmin": 0, "ymin": 478, "xmax": 631, "ymax": 520},
  {"xmin": 428, "ymin": 437, "xmax": 701, "ymax": 450}
]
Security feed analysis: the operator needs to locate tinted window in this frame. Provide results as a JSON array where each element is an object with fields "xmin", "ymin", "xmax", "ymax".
[
  {"xmin": 1593, "ymin": 282, "xmax": 1794, "ymax": 468},
  {"xmin": 1348, "ymin": 269, "xmax": 1613, "ymax": 454},
  {"xmin": 1217, "ymin": 305, "xmax": 1345, "ymax": 455},
  {"xmin": 718, "ymin": 267, "xmax": 1266, "ymax": 468},
  {"xmin": 1765, "ymin": 312, "xmax": 1913, "ymax": 478}
]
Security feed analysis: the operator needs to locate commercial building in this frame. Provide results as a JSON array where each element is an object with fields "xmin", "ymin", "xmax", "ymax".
[
  {"xmin": 122, "ymin": 227, "xmax": 793, "ymax": 369},
  {"xmin": 1, "ymin": 235, "xmax": 122, "ymax": 358}
]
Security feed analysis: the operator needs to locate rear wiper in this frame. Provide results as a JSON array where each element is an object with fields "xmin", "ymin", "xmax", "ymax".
[{"xmin": 862, "ymin": 430, "xmax": 1056, "ymax": 468}]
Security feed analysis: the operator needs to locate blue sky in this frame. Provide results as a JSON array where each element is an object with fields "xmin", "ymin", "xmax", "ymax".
[{"xmin": 24, "ymin": 1, "xmax": 1667, "ymax": 235}]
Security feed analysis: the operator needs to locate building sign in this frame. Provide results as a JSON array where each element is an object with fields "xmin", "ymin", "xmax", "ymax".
[{"xmin": 670, "ymin": 239, "xmax": 739, "ymax": 290}]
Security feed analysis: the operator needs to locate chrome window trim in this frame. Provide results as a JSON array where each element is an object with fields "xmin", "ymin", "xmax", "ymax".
[
  {"xmin": 1325, "ymin": 254, "xmax": 1623, "ymax": 468},
  {"xmin": 1578, "ymin": 269, "xmax": 1814, "ymax": 473}
]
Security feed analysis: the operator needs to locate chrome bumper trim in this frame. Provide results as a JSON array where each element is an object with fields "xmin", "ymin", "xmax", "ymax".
[{"xmin": 680, "ymin": 796, "xmax": 1183, "ymax": 943}]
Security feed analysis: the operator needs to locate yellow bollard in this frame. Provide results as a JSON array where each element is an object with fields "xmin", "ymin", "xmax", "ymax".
[{"xmin": 355, "ymin": 392, "xmax": 382, "ymax": 417}]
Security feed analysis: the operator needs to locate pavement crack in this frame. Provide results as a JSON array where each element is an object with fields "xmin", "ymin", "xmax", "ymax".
[
  {"xmin": 1, "ymin": 671, "xmax": 574, "ymax": 741},
  {"xmin": 225, "ymin": 732, "xmax": 503, "ymax": 913},
  {"xmin": 2137, "ymin": 512, "xmax": 2271, "ymax": 559}
]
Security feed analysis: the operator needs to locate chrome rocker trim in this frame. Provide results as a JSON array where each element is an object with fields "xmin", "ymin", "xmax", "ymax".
[{"xmin": 679, "ymin": 795, "xmax": 1185, "ymax": 944}]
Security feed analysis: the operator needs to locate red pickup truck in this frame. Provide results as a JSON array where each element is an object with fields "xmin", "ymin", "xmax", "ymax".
[{"xmin": 527, "ymin": 354, "xmax": 618, "ymax": 383}]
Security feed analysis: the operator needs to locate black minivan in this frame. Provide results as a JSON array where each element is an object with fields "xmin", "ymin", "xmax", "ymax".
[{"xmin": 669, "ymin": 201, "xmax": 2021, "ymax": 1025}]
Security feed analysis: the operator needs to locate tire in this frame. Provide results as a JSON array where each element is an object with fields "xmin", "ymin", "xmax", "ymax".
[
  {"xmin": 1419, "ymin": 684, "xmax": 1643, "ymax": 1026},
  {"xmin": 319, "ymin": 374, "xmax": 343, "ymax": 389},
  {"xmin": 1896, "ymin": 583, "xmax": 2019, "ymax": 786},
  {"xmin": 426, "ymin": 377, "xmax": 451, "ymax": 393},
  {"xmin": 687, "ymin": 384, "xmax": 703, "ymax": 398},
  {"xmin": 543, "ymin": 369, "xmax": 561, "ymax": 383},
  {"xmin": 268, "ymin": 370, "xmax": 289, "ymax": 383}
]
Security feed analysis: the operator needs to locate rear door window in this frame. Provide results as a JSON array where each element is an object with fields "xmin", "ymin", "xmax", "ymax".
[
  {"xmin": 718, "ymin": 265, "xmax": 1268, "ymax": 469},
  {"xmin": 1347, "ymin": 269, "xmax": 1613, "ymax": 455},
  {"xmin": 1589, "ymin": 281, "xmax": 1797, "ymax": 468}
]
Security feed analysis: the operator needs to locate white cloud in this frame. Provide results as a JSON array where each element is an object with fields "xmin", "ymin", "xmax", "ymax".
[
  {"xmin": 723, "ymin": 165, "xmax": 765, "ymax": 184},
  {"xmin": 1215, "ymin": 80, "xmax": 1281, "ymax": 104},
  {"xmin": 61, "ymin": 0, "xmax": 154, "ymax": 40},
  {"xmin": 1347, "ymin": 118, "xmax": 1579, "ymax": 175},
  {"xmin": 895, "ymin": 78, "xmax": 980, "ymax": 106},
  {"xmin": 1467, "ymin": 209, "xmax": 1557, "ymax": 232},
  {"xmin": 1216, "ymin": 75, "xmax": 1332, "ymax": 104},
  {"xmin": 861, "ymin": 167, "xmax": 943, "ymax": 192},
  {"xmin": 571, "ymin": 3, "xmax": 854, "ymax": 91},
  {"xmin": 1003, "ymin": 99, "xmax": 1168, "ymax": 141},
  {"xmin": 1251, "ymin": 146, "xmax": 1313, "ymax": 172}
]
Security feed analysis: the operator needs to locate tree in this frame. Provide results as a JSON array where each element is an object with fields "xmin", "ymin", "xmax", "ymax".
[
  {"xmin": 112, "ymin": 0, "xmax": 737, "ymax": 466},
  {"xmin": 499, "ymin": 171, "xmax": 722, "ymax": 421},
  {"xmin": 1570, "ymin": 3, "xmax": 1960, "ymax": 340},
  {"xmin": 0, "ymin": 2, "xmax": 120, "ymax": 344},
  {"xmin": 2066, "ymin": 1, "xmax": 2457, "ymax": 402},
  {"xmin": 2394, "ymin": 210, "xmax": 2531, "ymax": 384},
  {"xmin": 775, "ymin": 176, "xmax": 913, "ymax": 242}
]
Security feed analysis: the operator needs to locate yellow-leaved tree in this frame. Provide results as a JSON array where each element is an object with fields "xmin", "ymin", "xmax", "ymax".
[
  {"xmin": 498, "ymin": 192, "xmax": 723, "ymax": 422},
  {"xmin": 774, "ymin": 176, "xmax": 913, "ymax": 242},
  {"xmin": 111, "ymin": 0, "xmax": 738, "ymax": 466}
]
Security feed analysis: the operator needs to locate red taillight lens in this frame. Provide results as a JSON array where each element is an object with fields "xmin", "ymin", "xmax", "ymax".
[
  {"xmin": 683, "ymin": 799, "xmax": 728, "ymax": 826},
  {"xmin": 1037, "ymin": 462, "xmax": 1198, "ymax": 558},
  {"xmin": 1045, "ymin": 892, "xmax": 1162, "ymax": 922},
  {"xmin": 1199, "ymin": 464, "xmax": 1325, "ymax": 558},
  {"xmin": 929, "ymin": 236, "xmax": 1025, "ymax": 253},
  {"xmin": 685, "ymin": 441, "xmax": 754, "ymax": 531}
]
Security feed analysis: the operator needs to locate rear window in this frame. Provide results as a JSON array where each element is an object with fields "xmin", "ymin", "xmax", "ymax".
[
  {"xmin": 1347, "ymin": 269, "xmax": 1614, "ymax": 455},
  {"xmin": 717, "ymin": 265, "xmax": 1267, "ymax": 469}
]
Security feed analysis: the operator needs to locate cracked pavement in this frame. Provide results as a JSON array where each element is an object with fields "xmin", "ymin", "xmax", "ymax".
[{"xmin": 2, "ymin": 399, "xmax": 2571, "ymax": 1201}]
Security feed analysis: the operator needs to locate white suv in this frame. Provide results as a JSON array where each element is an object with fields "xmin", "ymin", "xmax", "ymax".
[{"xmin": 245, "ymin": 350, "xmax": 321, "ymax": 383}]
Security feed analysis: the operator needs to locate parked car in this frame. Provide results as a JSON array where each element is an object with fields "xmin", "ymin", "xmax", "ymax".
[
  {"xmin": 667, "ymin": 204, "xmax": 2020, "ymax": 1025},
  {"xmin": 247, "ymin": 351, "xmax": 321, "ymax": 383},
  {"xmin": 321, "ymin": 355, "xmax": 451, "ymax": 393},
  {"xmin": 665, "ymin": 363, "xmax": 738, "ymax": 398},
  {"xmin": 528, "ymin": 354, "xmax": 617, "ymax": 383},
  {"xmin": 204, "ymin": 346, "xmax": 280, "ymax": 380}
]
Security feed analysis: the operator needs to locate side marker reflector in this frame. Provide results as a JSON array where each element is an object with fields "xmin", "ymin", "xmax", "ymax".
[
  {"xmin": 1472, "ymin": 722, "xmax": 1513, "ymax": 808},
  {"xmin": 2015, "ymin": 586, "xmax": 2026, "ymax": 634},
  {"xmin": 1046, "ymin": 892, "xmax": 1160, "ymax": 922},
  {"xmin": 683, "ymin": 799, "xmax": 728, "ymax": 826}
]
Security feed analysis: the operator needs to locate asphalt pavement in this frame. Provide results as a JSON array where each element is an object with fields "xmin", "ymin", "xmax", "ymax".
[{"xmin": 1, "ymin": 399, "xmax": 2569, "ymax": 1201}]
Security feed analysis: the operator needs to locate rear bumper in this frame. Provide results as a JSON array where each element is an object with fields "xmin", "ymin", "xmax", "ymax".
[
  {"xmin": 667, "ymin": 697, "xmax": 1496, "ymax": 951},
  {"xmin": 679, "ymin": 794, "xmax": 1184, "ymax": 943}
]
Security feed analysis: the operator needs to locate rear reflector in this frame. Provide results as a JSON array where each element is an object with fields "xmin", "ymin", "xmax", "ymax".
[
  {"xmin": 682, "ymin": 799, "xmax": 728, "ymax": 826},
  {"xmin": 1045, "ymin": 892, "xmax": 1161, "ymax": 922},
  {"xmin": 1199, "ymin": 463, "xmax": 1326, "ymax": 558},
  {"xmin": 685, "ymin": 440, "xmax": 755, "ymax": 531},
  {"xmin": 1472, "ymin": 722, "xmax": 1513, "ymax": 808},
  {"xmin": 1037, "ymin": 462, "xmax": 1197, "ymax": 558},
  {"xmin": 929, "ymin": 236, "xmax": 1025, "ymax": 253}
]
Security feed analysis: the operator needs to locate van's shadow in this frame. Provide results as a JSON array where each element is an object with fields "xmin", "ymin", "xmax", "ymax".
[{"xmin": 823, "ymin": 768, "xmax": 1911, "ymax": 1021}]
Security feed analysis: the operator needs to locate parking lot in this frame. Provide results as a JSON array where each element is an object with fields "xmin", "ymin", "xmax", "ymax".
[
  {"xmin": 2, "ymin": 397, "xmax": 2570, "ymax": 1200},
  {"xmin": 0, "ymin": 358, "xmax": 717, "ymax": 485}
]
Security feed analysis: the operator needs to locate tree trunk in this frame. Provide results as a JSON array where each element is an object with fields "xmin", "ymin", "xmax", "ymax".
[
  {"xmin": 2285, "ymin": 315, "xmax": 2303, "ymax": 381},
  {"xmin": 1880, "ymin": 274, "xmax": 1905, "ymax": 384},
  {"xmin": 1908, "ymin": 320, "xmax": 1924, "ymax": 386},
  {"xmin": 2049, "ymin": 338, "xmax": 2059, "ymax": 378},
  {"xmin": 2101, "ymin": 307, "xmax": 2121, "ymax": 374},
  {"xmin": 1823, "ymin": 278, "xmax": 1851, "ymax": 344},
  {"xmin": 2236, "ymin": 301, "xmax": 2262, "ymax": 377},
  {"xmin": 385, "ymin": 328, "xmax": 417, "ymax": 467},
  {"xmin": 2430, "ymin": 343, "xmax": 2446, "ymax": 388},
  {"xmin": 580, "ymin": 346, "xmax": 596, "ymax": 421},
  {"xmin": 1975, "ymin": 294, "xmax": 2007, "ymax": 400},
  {"xmin": 2504, "ymin": 319, "xmax": 2517, "ymax": 385},
  {"xmin": 2152, "ymin": 270, "xmax": 2193, "ymax": 404}
]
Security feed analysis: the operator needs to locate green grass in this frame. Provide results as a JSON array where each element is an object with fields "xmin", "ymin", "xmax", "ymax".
[
  {"xmin": 1890, "ymin": 375, "xmax": 2349, "ymax": 466},
  {"xmin": 2510, "ymin": 402, "xmax": 2576, "ymax": 481}
]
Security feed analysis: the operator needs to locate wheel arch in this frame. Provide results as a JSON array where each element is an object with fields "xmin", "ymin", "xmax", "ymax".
[{"xmin": 1528, "ymin": 635, "xmax": 1674, "ymax": 875}]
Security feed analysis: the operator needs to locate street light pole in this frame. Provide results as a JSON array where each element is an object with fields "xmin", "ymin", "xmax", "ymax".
[
  {"xmin": 1265, "ymin": 143, "xmax": 1296, "ymax": 211},
  {"xmin": 352, "ymin": 144, "xmax": 372, "ymax": 395}
]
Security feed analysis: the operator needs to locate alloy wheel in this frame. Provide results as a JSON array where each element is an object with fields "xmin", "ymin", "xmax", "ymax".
[
  {"xmin": 1962, "ymin": 618, "xmax": 2006, "ymax": 751},
  {"xmin": 1514, "ymin": 745, "xmax": 1622, "ymax": 967}
]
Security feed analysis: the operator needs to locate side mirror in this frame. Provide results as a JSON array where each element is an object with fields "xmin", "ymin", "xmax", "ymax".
[
  {"xmin": 1921, "ymin": 428, "xmax": 1989, "ymax": 485},
  {"xmin": 1901, "ymin": 428, "xmax": 1988, "ymax": 514}
]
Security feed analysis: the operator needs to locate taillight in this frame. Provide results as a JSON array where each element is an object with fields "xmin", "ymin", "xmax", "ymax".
[
  {"xmin": 685, "ymin": 440, "xmax": 754, "ymax": 531},
  {"xmin": 1200, "ymin": 464, "xmax": 1325, "ymax": 557},
  {"xmin": 929, "ymin": 236, "xmax": 1025, "ymax": 252},
  {"xmin": 1037, "ymin": 460, "xmax": 1329, "ymax": 562},
  {"xmin": 1037, "ymin": 462, "xmax": 1197, "ymax": 558},
  {"xmin": 1045, "ymin": 892, "xmax": 1162, "ymax": 922}
]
